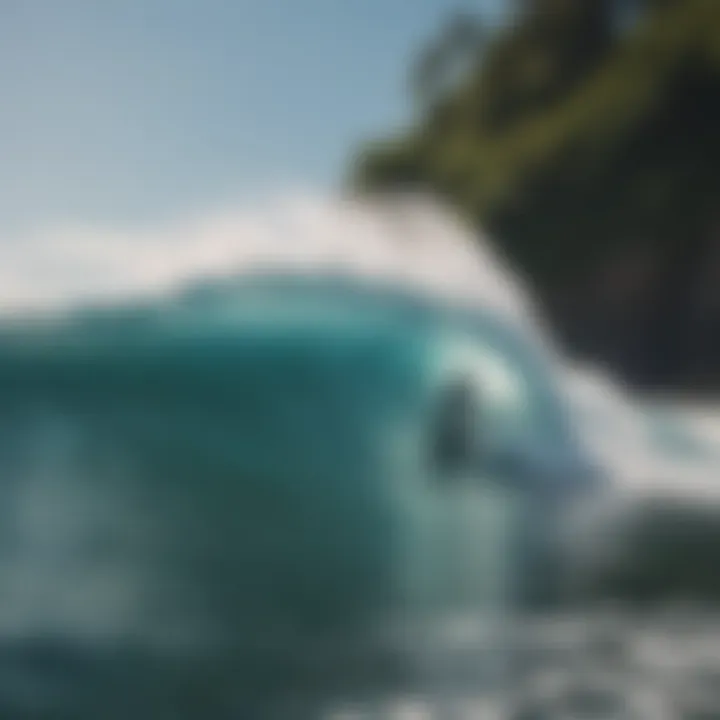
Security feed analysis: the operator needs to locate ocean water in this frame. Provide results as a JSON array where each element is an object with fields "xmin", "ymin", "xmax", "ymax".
[{"xmin": 0, "ymin": 195, "xmax": 718, "ymax": 718}]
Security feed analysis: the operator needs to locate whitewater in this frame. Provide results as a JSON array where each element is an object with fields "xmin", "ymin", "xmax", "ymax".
[
  {"xmin": 1, "ymin": 191, "xmax": 716, "ymax": 499},
  {"xmin": 1, "ymin": 192, "xmax": 720, "ymax": 719}
]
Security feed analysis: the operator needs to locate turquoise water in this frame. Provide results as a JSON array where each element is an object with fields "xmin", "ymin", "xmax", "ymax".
[
  {"xmin": 0, "ymin": 278, "xmax": 460, "ymax": 715},
  {"xmin": 0, "ymin": 275, "xmax": 583, "ymax": 716}
]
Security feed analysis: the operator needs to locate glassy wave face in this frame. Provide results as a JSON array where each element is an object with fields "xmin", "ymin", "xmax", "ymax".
[
  {"xmin": 0, "ymin": 275, "xmax": 542, "ymax": 717},
  {"xmin": 0, "ymin": 196, "xmax": 718, "ymax": 718}
]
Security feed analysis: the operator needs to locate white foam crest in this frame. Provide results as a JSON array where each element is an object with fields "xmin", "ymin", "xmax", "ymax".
[
  {"xmin": 1, "ymin": 191, "xmax": 718, "ymax": 502},
  {"xmin": 0, "ymin": 192, "xmax": 534, "ymax": 329},
  {"xmin": 563, "ymin": 363, "xmax": 720, "ymax": 502}
]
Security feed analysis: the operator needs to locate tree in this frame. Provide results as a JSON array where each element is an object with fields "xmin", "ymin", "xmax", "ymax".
[
  {"xmin": 411, "ymin": 11, "xmax": 485, "ymax": 111},
  {"xmin": 352, "ymin": 0, "xmax": 720, "ymax": 392}
]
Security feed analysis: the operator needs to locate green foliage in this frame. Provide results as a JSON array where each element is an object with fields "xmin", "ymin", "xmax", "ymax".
[{"xmin": 353, "ymin": 0, "xmax": 720, "ymax": 386}]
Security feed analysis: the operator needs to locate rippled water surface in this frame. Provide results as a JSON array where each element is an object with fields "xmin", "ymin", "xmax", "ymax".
[
  {"xmin": 315, "ymin": 612, "xmax": 720, "ymax": 719},
  {"xmin": 0, "ymin": 200, "xmax": 718, "ymax": 718}
]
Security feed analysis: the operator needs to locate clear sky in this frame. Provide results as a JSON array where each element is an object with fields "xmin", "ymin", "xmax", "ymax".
[{"xmin": 1, "ymin": 0, "xmax": 505, "ymax": 237}]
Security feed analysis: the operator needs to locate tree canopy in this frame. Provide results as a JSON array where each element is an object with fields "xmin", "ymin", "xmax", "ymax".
[{"xmin": 353, "ymin": 0, "xmax": 720, "ymax": 391}]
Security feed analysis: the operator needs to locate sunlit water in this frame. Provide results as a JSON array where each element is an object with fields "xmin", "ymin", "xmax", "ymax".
[{"xmin": 0, "ymin": 195, "xmax": 718, "ymax": 718}]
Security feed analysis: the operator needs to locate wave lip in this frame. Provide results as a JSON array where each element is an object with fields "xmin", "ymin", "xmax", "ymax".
[{"xmin": 0, "ymin": 194, "xmax": 536, "ymax": 329}]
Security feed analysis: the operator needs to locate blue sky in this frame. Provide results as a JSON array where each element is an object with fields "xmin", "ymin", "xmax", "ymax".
[{"xmin": 1, "ymin": 0, "xmax": 504, "ymax": 236}]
